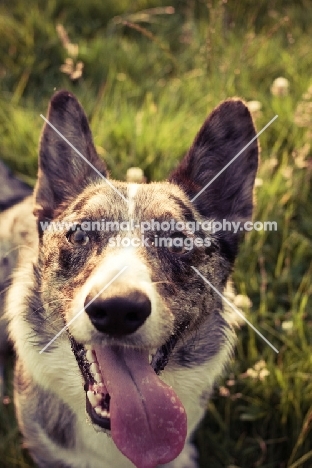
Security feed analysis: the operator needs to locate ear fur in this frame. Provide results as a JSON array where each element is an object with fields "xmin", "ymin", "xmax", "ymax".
[
  {"xmin": 34, "ymin": 91, "xmax": 107, "ymax": 221},
  {"xmin": 169, "ymin": 98, "xmax": 258, "ymax": 222},
  {"xmin": 169, "ymin": 99, "xmax": 259, "ymax": 262}
]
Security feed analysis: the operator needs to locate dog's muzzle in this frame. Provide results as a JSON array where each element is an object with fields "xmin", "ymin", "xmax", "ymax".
[{"xmin": 68, "ymin": 291, "xmax": 190, "ymax": 468}]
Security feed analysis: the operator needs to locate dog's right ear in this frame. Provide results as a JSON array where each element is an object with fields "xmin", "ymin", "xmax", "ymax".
[
  {"xmin": 34, "ymin": 91, "xmax": 107, "ymax": 222},
  {"xmin": 169, "ymin": 99, "xmax": 258, "ymax": 263},
  {"xmin": 169, "ymin": 99, "xmax": 258, "ymax": 224}
]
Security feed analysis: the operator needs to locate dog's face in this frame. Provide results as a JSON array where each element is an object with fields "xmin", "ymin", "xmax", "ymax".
[{"xmin": 32, "ymin": 91, "xmax": 258, "ymax": 467}]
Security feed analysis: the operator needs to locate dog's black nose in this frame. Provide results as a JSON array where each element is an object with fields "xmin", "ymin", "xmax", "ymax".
[{"xmin": 84, "ymin": 291, "xmax": 151, "ymax": 336}]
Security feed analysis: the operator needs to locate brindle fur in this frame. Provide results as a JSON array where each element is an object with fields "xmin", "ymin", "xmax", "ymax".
[{"xmin": 1, "ymin": 91, "xmax": 258, "ymax": 468}]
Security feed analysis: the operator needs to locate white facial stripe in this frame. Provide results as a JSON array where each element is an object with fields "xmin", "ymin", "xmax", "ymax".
[
  {"xmin": 127, "ymin": 183, "xmax": 139, "ymax": 218},
  {"xmin": 71, "ymin": 246, "xmax": 151, "ymax": 325},
  {"xmin": 69, "ymin": 245, "xmax": 172, "ymax": 346},
  {"xmin": 91, "ymin": 247, "xmax": 150, "ymax": 285}
]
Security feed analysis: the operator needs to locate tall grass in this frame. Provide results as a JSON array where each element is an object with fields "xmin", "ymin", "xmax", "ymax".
[{"xmin": 1, "ymin": 1, "xmax": 312, "ymax": 466}]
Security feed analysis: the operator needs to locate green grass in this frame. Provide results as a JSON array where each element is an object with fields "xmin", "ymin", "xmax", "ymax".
[{"xmin": 1, "ymin": 0, "xmax": 312, "ymax": 467}]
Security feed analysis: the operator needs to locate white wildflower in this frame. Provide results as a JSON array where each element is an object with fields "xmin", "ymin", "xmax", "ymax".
[
  {"xmin": 281, "ymin": 320, "xmax": 293, "ymax": 331},
  {"xmin": 244, "ymin": 360, "xmax": 270, "ymax": 381},
  {"xmin": 270, "ymin": 77, "xmax": 290, "ymax": 96},
  {"xmin": 247, "ymin": 100, "xmax": 262, "ymax": 119},
  {"xmin": 126, "ymin": 167, "xmax": 145, "ymax": 183}
]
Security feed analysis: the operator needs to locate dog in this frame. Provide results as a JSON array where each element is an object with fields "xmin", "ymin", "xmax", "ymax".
[
  {"xmin": 1, "ymin": 90, "xmax": 258, "ymax": 468},
  {"xmin": 0, "ymin": 161, "xmax": 32, "ymax": 396}
]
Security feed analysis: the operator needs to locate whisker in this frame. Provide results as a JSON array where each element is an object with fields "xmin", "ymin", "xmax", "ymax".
[
  {"xmin": 0, "ymin": 243, "xmax": 36, "ymax": 261},
  {"xmin": 151, "ymin": 280, "xmax": 174, "ymax": 286},
  {"xmin": 30, "ymin": 298, "xmax": 72, "ymax": 317}
]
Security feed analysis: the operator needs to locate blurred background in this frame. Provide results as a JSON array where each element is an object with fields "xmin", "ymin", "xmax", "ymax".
[{"xmin": 0, "ymin": 0, "xmax": 312, "ymax": 467}]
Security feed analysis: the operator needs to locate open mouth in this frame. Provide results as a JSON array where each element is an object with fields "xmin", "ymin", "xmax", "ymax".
[
  {"xmin": 68, "ymin": 333, "xmax": 187, "ymax": 468},
  {"xmin": 70, "ymin": 336, "xmax": 177, "ymax": 431},
  {"xmin": 84, "ymin": 347, "xmax": 111, "ymax": 430}
]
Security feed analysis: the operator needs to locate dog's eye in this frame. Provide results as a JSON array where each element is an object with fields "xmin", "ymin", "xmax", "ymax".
[
  {"xmin": 167, "ymin": 232, "xmax": 191, "ymax": 255},
  {"xmin": 67, "ymin": 227, "xmax": 89, "ymax": 246}
]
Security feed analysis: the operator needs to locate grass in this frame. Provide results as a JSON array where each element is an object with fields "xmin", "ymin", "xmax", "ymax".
[{"xmin": 1, "ymin": 0, "xmax": 312, "ymax": 466}]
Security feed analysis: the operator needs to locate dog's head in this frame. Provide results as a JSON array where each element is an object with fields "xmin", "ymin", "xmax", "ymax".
[{"xmin": 33, "ymin": 91, "xmax": 258, "ymax": 467}]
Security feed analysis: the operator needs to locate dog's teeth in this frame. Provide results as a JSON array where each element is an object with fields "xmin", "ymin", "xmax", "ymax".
[
  {"xmin": 94, "ymin": 406, "xmax": 102, "ymax": 415},
  {"xmin": 101, "ymin": 409, "xmax": 110, "ymax": 418},
  {"xmin": 95, "ymin": 373, "xmax": 103, "ymax": 383},
  {"xmin": 87, "ymin": 390, "xmax": 99, "ymax": 408},
  {"xmin": 95, "ymin": 392, "xmax": 102, "ymax": 402},
  {"xmin": 86, "ymin": 350, "xmax": 96, "ymax": 363},
  {"xmin": 90, "ymin": 363, "xmax": 100, "ymax": 374}
]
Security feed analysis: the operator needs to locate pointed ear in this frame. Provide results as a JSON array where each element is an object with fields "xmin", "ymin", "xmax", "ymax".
[
  {"xmin": 169, "ymin": 99, "xmax": 258, "ymax": 223},
  {"xmin": 34, "ymin": 91, "xmax": 107, "ymax": 221}
]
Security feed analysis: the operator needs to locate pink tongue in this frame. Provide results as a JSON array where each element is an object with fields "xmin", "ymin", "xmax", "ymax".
[{"xmin": 94, "ymin": 345, "xmax": 187, "ymax": 468}]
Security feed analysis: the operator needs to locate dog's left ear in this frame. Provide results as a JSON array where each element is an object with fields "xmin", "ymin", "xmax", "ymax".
[
  {"xmin": 169, "ymin": 99, "xmax": 258, "ymax": 224},
  {"xmin": 34, "ymin": 91, "xmax": 107, "ymax": 221}
]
